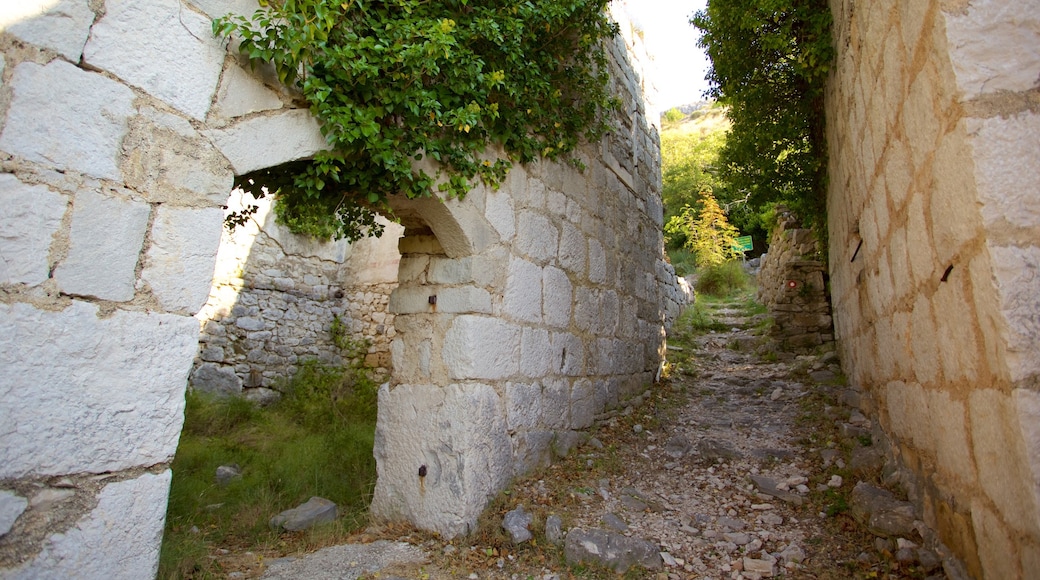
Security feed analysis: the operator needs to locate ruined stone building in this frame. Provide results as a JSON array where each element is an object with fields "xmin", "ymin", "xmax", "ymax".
[{"xmin": 0, "ymin": 0, "xmax": 1037, "ymax": 578}]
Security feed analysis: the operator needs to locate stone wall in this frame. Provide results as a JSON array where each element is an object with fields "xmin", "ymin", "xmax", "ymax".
[
  {"xmin": 757, "ymin": 208, "xmax": 833, "ymax": 351},
  {"xmin": 0, "ymin": 0, "xmax": 347, "ymax": 575},
  {"xmin": 0, "ymin": 0, "xmax": 678, "ymax": 571},
  {"xmin": 369, "ymin": 5, "xmax": 671, "ymax": 537},
  {"xmin": 190, "ymin": 190, "xmax": 403, "ymax": 400},
  {"xmin": 826, "ymin": 0, "xmax": 1040, "ymax": 577}
]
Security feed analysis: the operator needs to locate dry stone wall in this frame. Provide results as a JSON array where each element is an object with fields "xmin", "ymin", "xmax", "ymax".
[
  {"xmin": 190, "ymin": 191, "xmax": 403, "ymax": 400},
  {"xmin": 826, "ymin": 0, "xmax": 1040, "ymax": 577},
  {"xmin": 757, "ymin": 209, "xmax": 834, "ymax": 351}
]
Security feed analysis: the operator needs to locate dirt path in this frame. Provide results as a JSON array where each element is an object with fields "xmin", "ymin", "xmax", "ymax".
[{"xmin": 245, "ymin": 294, "xmax": 943, "ymax": 580}]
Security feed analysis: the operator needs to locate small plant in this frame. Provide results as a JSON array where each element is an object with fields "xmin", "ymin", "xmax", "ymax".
[{"xmin": 694, "ymin": 260, "xmax": 748, "ymax": 297}]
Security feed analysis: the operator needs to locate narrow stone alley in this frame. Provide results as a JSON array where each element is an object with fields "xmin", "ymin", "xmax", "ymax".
[{"xmin": 251, "ymin": 292, "xmax": 947, "ymax": 580}]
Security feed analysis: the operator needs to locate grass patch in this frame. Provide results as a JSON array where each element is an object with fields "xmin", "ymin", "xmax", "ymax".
[{"xmin": 159, "ymin": 359, "xmax": 380, "ymax": 579}]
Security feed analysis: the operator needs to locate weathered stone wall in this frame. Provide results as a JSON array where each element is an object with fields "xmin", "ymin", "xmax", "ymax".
[
  {"xmin": 190, "ymin": 191, "xmax": 403, "ymax": 400},
  {"xmin": 0, "ymin": 0, "xmax": 341, "ymax": 575},
  {"xmin": 826, "ymin": 0, "xmax": 1040, "ymax": 576},
  {"xmin": 757, "ymin": 208, "xmax": 833, "ymax": 351},
  {"xmin": 369, "ymin": 6, "xmax": 670, "ymax": 537}
]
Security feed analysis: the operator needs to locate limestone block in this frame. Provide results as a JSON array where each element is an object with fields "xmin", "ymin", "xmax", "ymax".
[
  {"xmin": 503, "ymin": 257, "xmax": 543, "ymax": 323},
  {"xmin": 205, "ymin": 109, "xmax": 329, "ymax": 175},
  {"xmin": 588, "ymin": 238, "xmax": 607, "ymax": 284},
  {"xmin": 0, "ymin": 61, "xmax": 134, "ymax": 181},
  {"xmin": 552, "ymin": 332, "xmax": 585, "ymax": 376},
  {"xmin": 485, "ymin": 189, "xmax": 516, "ymax": 241},
  {"xmin": 989, "ymin": 245, "xmax": 1040, "ymax": 383},
  {"xmin": 55, "ymin": 189, "xmax": 150, "ymax": 302},
  {"xmin": 944, "ymin": 0, "xmax": 1040, "ymax": 97},
  {"xmin": 190, "ymin": 362, "xmax": 243, "ymax": 396},
  {"xmin": 4, "ymin": 471, "xmax": 171, "ymax": 579},
  {"xmin": 83, "ymin": 0, "xmax": 225, "ymax": 120},
  {"xmin": 443, "ymin": 315, "xmax": 520, "ymax": 380},
  {"xmin": 122, "ymin": 107, "xmax": 234, "ymax": 206},
  {"xmin": 970, "ymin": 499, "xmax": 1019, "ymax": 580},
  {"xmin": 2, "ymin": 0, "xmax": 94, "ymax": 61},
  {"xmin": 0, "ymin": 490, "xmax": 27, "ymax": 537},
  {"xmin": 570, "ymin": 379, "xmax": 596, "ymax": 429},
  {"xmin": 0, "ymin": 175, "xmax": 66, "ymax": 286},
  {"xmin": 436, "ymin": 286, "xmax": 493, "ymax": 314},
  {"xmin": 969, "ymin": 389, "xmax": 1040, "ymax": 538},
  {"xmin": 558, "ymin": 221, "xmax": 587, "ymax": 275},
  {"xmin": 1013, "ymin": 389, "xmax": 1040, "ymax": 520},
  {"xmin": 370, "ymin": 382, "xmax": 512, "ymax": 538},
  {"xmin": 520, "ymin": 327, "xmax": 552, "ymax": 378},
  {"xmin": 927, "ymin": 389, "xmax": 976, "ymax": 488},
  {"xmin": 542, "ymin": 266, "xmax": 573, "ymax": 328},
  {"xmin": 142, "ymin": 206, "xmax": 224, "ymax": 314},
  {"xmin": 188, "ymin": 0, "xmax": 259, "ymax": 19},
  {"xmin": 541, "ymin": 378, "xmax": 571, "ymax": 428},
  {"xmin": 515, "ymin": 212, "xmax": 558, "ymax": 264},
  {"xmin": 969, "ymin": 113, "xmax": 1040, "ymax": 231},
  {"xmin": 505, "ymin": 382, "xmax": 543, "ymax": 431},
  {"xmin": 397, "ymin": 256, "xmax": 429, "ymax": 283},
  {"xmin": 0, "ymin": 302, "xmax": 196, "ymax": 478},
  {"xmin": 212, "ymin": 63, "xmax": 285, "ymax": 120}
]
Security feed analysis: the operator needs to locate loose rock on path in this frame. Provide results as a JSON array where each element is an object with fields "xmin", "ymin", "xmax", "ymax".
[{"xmin": 231, "ymin": 295, "xmax": 945, "ymax": 579}]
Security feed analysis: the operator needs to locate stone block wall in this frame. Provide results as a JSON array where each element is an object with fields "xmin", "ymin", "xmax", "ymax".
[
  {"xmin": 757, "ymin": 209, "xmax": 834, "ymax": 351},
  {"xmin": 826, "ymin": 0, "xmax": 1040, "ymax": 577},
  {"xmin": 369, "ymin": 6, "xmax": 672, "ymax": 537},
  {"xmin": 0, "ymin": 0, "xmax": 343, "ymax": 575},
  {"xmin": 190, "ymin": 190, "xmax": 403, "ymax": 399}
]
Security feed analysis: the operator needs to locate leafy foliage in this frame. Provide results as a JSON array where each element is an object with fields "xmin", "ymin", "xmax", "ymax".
[
  {"xmin": 660, "ymin": 113, "xmax": 727, "ymax": 246},
  {"xmin": 666, "ymin": 188, "xmax": 742, "ymax": 268},
  {"xmin": 215, "ymin": 0, "xmax": 620, "ymax": 241},
  {"xmin": 692, "ymin": 0, "xmax": 833, "ymax": 233}
]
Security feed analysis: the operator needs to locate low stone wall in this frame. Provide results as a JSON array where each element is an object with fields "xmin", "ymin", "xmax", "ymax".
[
  {"xmin": 757, "ymin": 211, "xmax": 833, "ymax": 351},
  {"xmin": 190, "ymin": 192, "xmax": 402, "ymax": 399}
]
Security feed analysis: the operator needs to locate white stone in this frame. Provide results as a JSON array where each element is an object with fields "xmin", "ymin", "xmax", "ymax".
[
  {"xmin": 5, "ymin": 471, "xmax": 171, "ymax": 579},
  {"xmin": 142, "ymin": 206, "xmax": 224, "ymax": 314},
  {"xmin": 485, "ymin": 189, "xmax": 516, "ymax": 241},
  {"xmin": 0, "ymin": 61, "xmax": 134, "ymax": 181},
  {"xmin": 443, "ymin": 315, "xmax": 520, "ymax": 380},
  {"xmin": 968, "ymin": 112, "xmax": 1040, "ymax": 230},
  {"xmin": 2, "ymin": 0, "xmax": 94, "ymax": 61},
  {"xmin": 542, "ymin": 266, "xmax": 573, "ymax": 328},
  {"xmin": 515, "ymin": 212, "xmax": 558, "ymax": 264},
  {"xmin": 558, "ymin": 221, "xmax": 587, "ymax": 274},
  {"xmin": 55, "ymin": 189, "xmax": 150, "ymax": 302},
  {"xmin": 989, "ymin": 244, "xmax": 1040, "ymax": 383},
  {"xmin": 0, "ymin": 490, "xmax": 27, "ymax": 537},
  {"xmin": 188, "ymin": 0, "xmax": 260, "ymax": 19},
  {"xmin": 83, "ymin": 0, "xmax": 226, "ymax": 120},
  {"xmin": 505, "ymin": 382, "xmax": 543, "ymax": 431},
  {"xmin": 588, "ymin": 238, "xmax": 607, "ymax": 283},
  {"xmin": 0, "ymin": 175, "xmax": 66, "ymax": 286},
  {"xmin": 0, "ymin": 302, "xmax": 196, "ymax": 478},
  {"xmin": 212, "ymin": 63, "xmax": 285, "ymax": 120},
  {"xmin": 503, "ymin": 257, "xmax": 543, "ymax": 323},
  {"xmin": 944, "ymin": 0, "xmax": 1040, "ymax": 97},
  {"xmin": 520, "ymin": 327, "xmax": 552, "ymax": 378},
  {"xmin": 205, "ymin": 109, "xmax": 329, "ymax": 175},
  {"xmin": 371, "ymin": 383, "xmax": 512, "ymax": 538},
  {"xmin": 436, "ymin": 286, "xmax": 493, "ymax": 314}
]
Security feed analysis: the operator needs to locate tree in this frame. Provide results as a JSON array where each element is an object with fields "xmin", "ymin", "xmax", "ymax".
[
  {"xmin": 665, "ymin": 187, "xmax": 742, "ymax": 268},
  {"xmin": 660, "ymin": 116, "xmax": 727, "ymax": 248},
  {"xmin": 691, "ymin": 0, "xmax": 833, "ymax": 233},
  {"xmin": 215, "ymin": 0, "xmax": 620, "ymax": 241}
]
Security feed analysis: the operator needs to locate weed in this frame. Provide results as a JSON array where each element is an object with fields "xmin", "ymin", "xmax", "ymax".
[{"xmin": 693, "ymin": 260, "xmax": 748, "ymax": 297}]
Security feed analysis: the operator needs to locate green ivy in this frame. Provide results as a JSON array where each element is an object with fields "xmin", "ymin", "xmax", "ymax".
[
  {"xmin": 215, "ymin": 0, "xmax": 620, "ymax": 241},
  {"xmin": 692, "ymin": 0, "xmax": 833, "ymax": 235}
]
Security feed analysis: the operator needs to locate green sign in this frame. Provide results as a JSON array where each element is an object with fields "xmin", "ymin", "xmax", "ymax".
[{"xmin": 733, "ymin": 235, "xmax": 753, "ymax": 252}]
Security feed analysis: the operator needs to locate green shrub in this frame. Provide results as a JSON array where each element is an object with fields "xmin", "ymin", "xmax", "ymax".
[{"xmin": 694, "ymin": 260, "xmax": 748, "ymax": 297}]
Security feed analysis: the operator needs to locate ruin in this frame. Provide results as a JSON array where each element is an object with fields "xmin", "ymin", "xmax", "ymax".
[{"xmin": 0, "ymin": 0, "xmax": 1038, "ymax": 577}]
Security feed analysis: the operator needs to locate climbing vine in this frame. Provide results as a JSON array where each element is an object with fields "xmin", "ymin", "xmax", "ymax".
[
  {"xmin": 215, "ymin": 0, "xmax": 620, "ymax": 241},
  {"xmin": 692, "ymin": 0, "xmax": 833, "ymax": 234}
]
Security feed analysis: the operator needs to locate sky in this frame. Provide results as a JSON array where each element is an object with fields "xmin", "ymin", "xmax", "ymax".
[{"xmin": 623, "ymin": 0, "xmax": 712, "ymax": 111}]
